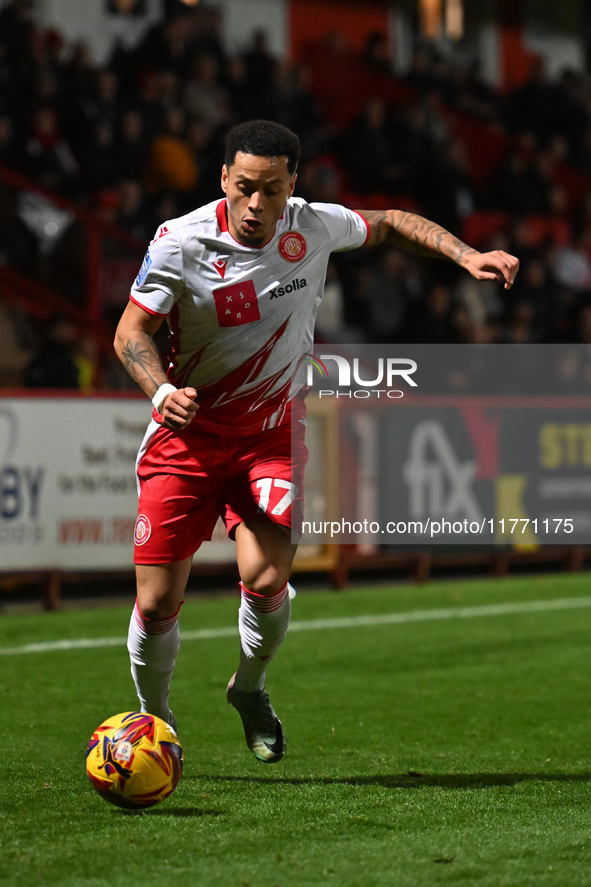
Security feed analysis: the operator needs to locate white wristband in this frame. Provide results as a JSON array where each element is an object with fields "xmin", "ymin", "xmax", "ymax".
[{"xmin": 151, "ymin": 383, "xmax": 178, "ymax": 414}]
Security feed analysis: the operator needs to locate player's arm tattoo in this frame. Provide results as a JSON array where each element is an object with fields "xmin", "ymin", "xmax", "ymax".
[
  {"xmin": 360, "ymin": 209, "xmax": 478, "ymax": 264},
  {"xmin": 120, "ymin": 332, "xmax": 168, "ymax": 398}
]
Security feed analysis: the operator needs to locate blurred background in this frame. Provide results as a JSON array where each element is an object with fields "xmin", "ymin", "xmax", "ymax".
[{"xmin": 1, "ymin": 0, "xmax": 591, "ymax": 605}]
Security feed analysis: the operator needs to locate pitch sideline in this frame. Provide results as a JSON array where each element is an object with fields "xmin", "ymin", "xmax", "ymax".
[{"xmin": 1, "ymin": 595, "xmax": 591, "ymax": 657}]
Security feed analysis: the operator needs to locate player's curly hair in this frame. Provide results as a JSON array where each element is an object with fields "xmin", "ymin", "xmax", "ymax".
[{"xmin": 225, "ymin": 120, "xmax": 301, "ymax": 176}]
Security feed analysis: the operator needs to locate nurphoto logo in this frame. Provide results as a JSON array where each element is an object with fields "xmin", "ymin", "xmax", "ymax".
[
  {"xmin": 304, "ymin": 353, "xmax": 418, "ymax": 399},
  {"xmin": 302, "ymin": 354, "xmax": 328, "ymax": 377}
]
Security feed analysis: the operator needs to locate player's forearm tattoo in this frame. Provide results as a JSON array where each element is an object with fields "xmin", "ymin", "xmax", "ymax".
[
  {"xmin": 361, "ymin": 210, "xmax": 478, "ymax": 264},
  {"xmin": 120, "ymin": 334, "xmax": 167, "ymax": 397}
]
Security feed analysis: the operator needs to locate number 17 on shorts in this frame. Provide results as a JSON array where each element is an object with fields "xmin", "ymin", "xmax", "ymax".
[{"xmin": 255, "ymin": 478, "xmax": 298, "ymax": 517}]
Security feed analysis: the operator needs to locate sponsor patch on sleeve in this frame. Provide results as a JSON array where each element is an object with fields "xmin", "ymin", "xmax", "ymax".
[{"xmin": 135, "ymin": 251, "xmax": 153, "ymax": 287}]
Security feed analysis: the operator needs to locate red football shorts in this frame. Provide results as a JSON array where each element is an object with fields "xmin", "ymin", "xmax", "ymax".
[{"xmin": 133, "ymin": 411, "xmax": 308, "ymax": 564}]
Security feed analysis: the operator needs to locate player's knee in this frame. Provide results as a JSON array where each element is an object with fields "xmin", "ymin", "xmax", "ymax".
[
  {"xmin": 242, "ymin": 566, "xmax": 288, "ymax": 597},
  {"xmin": 137, "ymin": 599, "xmax": 179, "ymax": 622}
]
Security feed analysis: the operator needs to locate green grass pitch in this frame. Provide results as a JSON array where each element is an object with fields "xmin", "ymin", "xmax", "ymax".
[{"xmin": 2, "ymin": 572, "xmax": 591, "ymax": 887}]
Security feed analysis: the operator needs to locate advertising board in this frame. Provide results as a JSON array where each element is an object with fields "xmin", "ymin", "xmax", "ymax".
[{"xmin": 0, "ymin": 395, "xmax": 236, "ymax": 570}]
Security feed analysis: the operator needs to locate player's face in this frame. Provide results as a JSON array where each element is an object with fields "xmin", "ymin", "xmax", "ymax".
[{"xmin": 221, "ymin": 152, "xmax": 297, "ymax": 247}]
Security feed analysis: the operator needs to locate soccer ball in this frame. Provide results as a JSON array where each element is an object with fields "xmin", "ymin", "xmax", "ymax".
[{"xmin": 85, "ymin": 712, "xmax": 183, "ymax": 809}]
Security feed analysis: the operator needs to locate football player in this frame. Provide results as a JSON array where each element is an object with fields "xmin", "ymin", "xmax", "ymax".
[{"xmin": 115, "ymin": 119, "xmax": 518, "ymax": 763}]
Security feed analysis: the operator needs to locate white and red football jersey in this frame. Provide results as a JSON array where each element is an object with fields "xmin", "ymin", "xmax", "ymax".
[{"xmin": 129, "ymin": 197, "xmax": 369, "ymax": 434}]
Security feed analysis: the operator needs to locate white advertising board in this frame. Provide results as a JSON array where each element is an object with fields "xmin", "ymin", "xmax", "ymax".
[{"xmin": 0, "ymin": 395, "xmax": 236, "ymax": 571}]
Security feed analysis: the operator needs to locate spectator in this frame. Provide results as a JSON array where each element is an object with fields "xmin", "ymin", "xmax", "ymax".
[
  {"xmin": 185, "ymin": 117, "xmax": 217, "ymax": 203},
  {"xmin": 133, "ymin": 13, "xmax": 196, "ymax": 75},
  {"xmin": 243, "ymin": 30, "xmax": 275, "ymax": 95},
  {"xmin": 361, "ymin": 31, "xmax": 391, "ymax": 75},
  {"xmin": 79, "ymin": 70, "xmax": 120, "ymax": 132},
  {"xmin": 453, "ymin": 61, "xmax": 499, "ymax": 121},
  {"xmin": 115, "ymin": 179, "xmax": 151, "ymax": 242},
  {"xmin": 358, "ymin": 248, "xmax": 417, "ymax": 342},
  {"xmin": 298, "ymin": 160, "xmax": 342, "ymax": 204},
  {"xmin": 224, "ymin": 56, "xmax": 257, "ymax": 123},
  {"xmin": 505, "ymin": 302, "xmax": 535, "ymax": 344},
  {"xmin": 243, "ymin": 30, "xmax": 277, "ymax": 117},
  {"xmin": 23, "ymin": 104, "xmax": 78, "ymax": 194},
  {"xmin": 136, "ymin": 72, "xmax": 167, "ymax": 140},
  {"xmin": 418, "ymin": 138, "xmax": 475, "ymax": 235},
  {"xmin": 0, "ymin": 175, "xmax": 35, "ymax": 271},
  {"xmin": 144, "ymin": 106, "xmax": 199, "ymax": 193},
  {"xmin": 406, "ymin": 48, "xmax": 439, "ymax": 94},
  {"xmin": 191, "ymin": 7, "xmax": 226, "ymax": 70},
  {"xmin": 182, "ymin": 55, "xmax": 231, "ymax": 130},
  {"xmin": 490, "ymin": 149, "xmax": 552, "ymax": 215},
  {"xmin": 115, "ymin": 109, "xmax": 149, "ymax": 180},
  {"xmin": 79, "ymin": 119, "xmax": 118, "ymax": 193},
  {"xmin": 0, "ymin": 0, "xmax": 35, "ymax": 63},
  {"xmin": 552, "ymin": 231, "xmax": 591, "ymax": 294},
  {"xmin": 509, "ymin": 258, "xmax": 558, "ymax": 341},
  {"xmin": 0, "ymin": 113, "xmax": 21, "ymax": 168},
  {"xmin": 315, "ymin": 261, "xmax": 361, "ymax": 342},
  {"xmin": 74, "ymin": 334, "xmax": 98, "ymax": 390},
  {"xmin": 155, "ymin": 69, "xmax": 181, "ymax": 113},
  {"xmin": 400, "ymin": 103, "xmax": 441, "ymax": 195},
  {"xmin": 0, "ymin": 303, "xmax": 31, "ymax": 386},
  {"xmin": 340, "ymin": 99, "xmax": 399, "ymax": 195},
  {"xmin": 456, "ymin": 273, "xmax": 502, "ymax": 332},
  {"xmin": 64, "ymin": 70, "xmax": 119, "ymax": 162},
  {"xmin": 275, "ymin": 62, "xmax": 323, "ymax": 149},
  {"xmin": 145, "ymin": 191, "xmax": 181, "ymax": 238},
  {"xmin": 504, "ymin": 56, "xmax": 554, "ymax": 143},
  {"xmin": 24, "ymin": 315, "xmax": 80, "ymax": 388},
  {"xmin": 63, "ymin": 41, "xmax": 95, "ymax": 102},
  {"xmin": 401, "ymin": 284, "xmax": 460, "ymax": 344}
]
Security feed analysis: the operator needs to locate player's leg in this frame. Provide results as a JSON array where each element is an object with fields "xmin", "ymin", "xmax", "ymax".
[
  {"xmin": 224, "ymin": 413, "xmax": 306, "ymax": 761},
  {"xmin": 127, "ymin": 558, "xmax": 192, "ymax": 729},
  {"xmin": 131, "ymin": 425, "xmax": 222, "ymax": 729},
  {"xmin": 233, "ymin": 518, "xmax": 296, "ymax": 691},
  {"xmin": 226, "ymin": 517, "xmax": 296, "ymax": 763}
]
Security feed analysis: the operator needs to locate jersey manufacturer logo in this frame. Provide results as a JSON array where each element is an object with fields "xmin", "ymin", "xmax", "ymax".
[
  {"xmin": 212, "ymin": 258, "xmax": 228, "ymax": 278},
  {"xmin": 156, "ymin": 225, "xmax": 169, "ymax": 239},
  {"xmin": 279, "ymin": 231, "xmax": 307, "ymax": 263},
  {"xmin": 135, "ymin": 251, "xmax": 152, "ymax": 287},
  {"xmin": 269, "ymin": 278, "xmax": 307, "ymax": 299},
  {"xmin": 134, "ymin": 514, "xmax": 151, "ymax": 546},
  {"xmin": 213, "ymin": 279, "xmax": 260, "ymax": 327}
]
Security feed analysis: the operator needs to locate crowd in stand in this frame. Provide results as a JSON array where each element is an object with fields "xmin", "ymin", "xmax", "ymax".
[{"xmin": 1, "ymin": 0, "xmax": 591, "ymax": 390}]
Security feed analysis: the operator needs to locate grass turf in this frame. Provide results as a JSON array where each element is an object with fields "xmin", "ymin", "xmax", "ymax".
[{"xmin": 1, "ymin": 573, "xmax": 591, "ymax": 886}]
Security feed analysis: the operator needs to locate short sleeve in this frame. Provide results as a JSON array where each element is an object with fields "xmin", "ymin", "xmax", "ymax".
[
  {"xmin": 129, "ymin": 228, "xmax": 183, "ymax": 317},
  {"xmin": 309, "ymin": 202, "xmax": 370, "ymax": 252}
]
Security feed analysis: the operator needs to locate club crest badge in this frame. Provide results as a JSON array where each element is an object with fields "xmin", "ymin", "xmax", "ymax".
[
  {"xmin": 278, "ymin": 231, "xmax": 307, "ymax": 263},
  {"xmin": 134, "ymin": 514, "xmax": 151, "ymax": 546}
]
